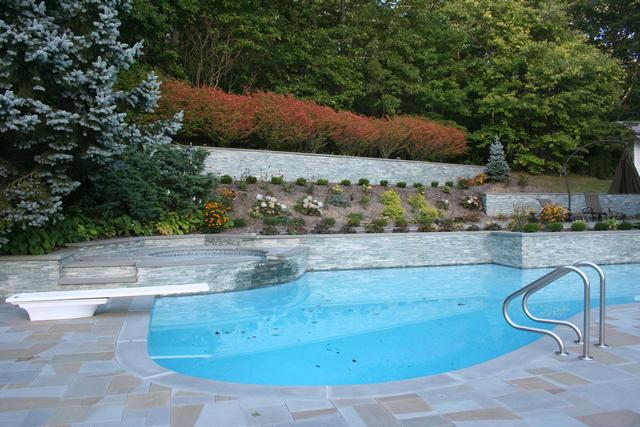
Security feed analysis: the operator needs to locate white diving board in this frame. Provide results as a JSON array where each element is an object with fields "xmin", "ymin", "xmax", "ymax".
[{"xmin": 6, "ymin": 283, "xmax": 209, "ymax": 321}]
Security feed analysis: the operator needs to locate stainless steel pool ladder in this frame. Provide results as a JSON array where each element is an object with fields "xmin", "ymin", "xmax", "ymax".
[{"xmin": 502, "ymin": 261, "xmax": 607, "ymax": 360}]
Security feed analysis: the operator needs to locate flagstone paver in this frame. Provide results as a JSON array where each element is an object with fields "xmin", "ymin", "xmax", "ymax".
[{"xmin": 0, "ymin": 299, "xmax": 638, "ymax": 426}]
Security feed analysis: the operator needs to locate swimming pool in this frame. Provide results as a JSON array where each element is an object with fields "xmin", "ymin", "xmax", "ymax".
[{"xmin": 148, "ymin": 263, "xmax": 640, "ymax": 386}]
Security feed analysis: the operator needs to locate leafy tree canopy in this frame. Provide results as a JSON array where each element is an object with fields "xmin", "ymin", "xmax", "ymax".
[{"xmin": 124, "ymin": 0, "xmax": 629, "ymax": 173}]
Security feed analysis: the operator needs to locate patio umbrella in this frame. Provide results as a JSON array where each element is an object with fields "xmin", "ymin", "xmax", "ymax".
[{"xmin": 608, "ymin": 148, "xmax": 640, "ymax": 194}]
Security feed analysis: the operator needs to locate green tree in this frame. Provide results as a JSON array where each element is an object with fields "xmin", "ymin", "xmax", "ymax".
[
  {"xmin": 485, "ymin": 136, "xmax": 510, "ymax": 182},
  {"xmin": 0, "ymin": 0, "xmax": 182, "ymax": 245},
  {"xmin": 569, "ymin": 0, "xmax": 640, "ymax": 120},
  {"xmin": 123, "ymin": 0, "xmax": 627, "ymax": 172}
]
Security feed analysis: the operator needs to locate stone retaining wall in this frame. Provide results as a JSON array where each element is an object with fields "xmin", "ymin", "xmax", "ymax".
[
  {"xmin": 2, "ymin": 231, "xmax": 639, "ymax": 296},
  {"xmin": 483, "ymin": 192, "xmax": 640, "ymax": 217},
  {"xmin": 202, "ymin": 147, "xmax": 484, "ymax": 184}
]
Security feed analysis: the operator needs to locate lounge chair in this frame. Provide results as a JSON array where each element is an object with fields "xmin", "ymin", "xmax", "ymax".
[
  {"xmin": 582, "ymin": 193, "xmax": 610, "ymax": 220},
  {"xmin": 6, "ymin": 283, "xmax": 209, "ymax": 321}
]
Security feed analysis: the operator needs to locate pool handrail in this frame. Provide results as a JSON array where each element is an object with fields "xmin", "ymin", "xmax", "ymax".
[
  {"xmin": 573, "ymin": 261, "xmax": 607, "ymax": 348},
  {"xmin": 502, "ymin": 264, "xmax": 594, "ymax": 360}
]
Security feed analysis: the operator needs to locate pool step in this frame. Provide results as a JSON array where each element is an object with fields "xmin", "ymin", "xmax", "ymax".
[
  {"xmin": 59, "ymin": 260, "xmax": 138, "ymax": 286},
  {"xmin": 58, "ymin": 276, "xmax": 138, "ymax": 286}
]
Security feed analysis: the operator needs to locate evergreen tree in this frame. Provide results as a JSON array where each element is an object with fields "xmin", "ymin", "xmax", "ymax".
[
  {"xmin": 0, "ymin": 0, "xmax": 183, "ymax": 244},
  {"xmin": 485, "ymin": 137, "xmax": 510, "ymax": 182}
]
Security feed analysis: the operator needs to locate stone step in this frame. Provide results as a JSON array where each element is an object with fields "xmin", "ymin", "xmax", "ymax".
[
  {"xmin": 60, "ymin": 265, "xmax": 137, "ymax": 279},
  {"xmin": 57, "ymin": 275, "xmax": 138, "ymax": 286}
]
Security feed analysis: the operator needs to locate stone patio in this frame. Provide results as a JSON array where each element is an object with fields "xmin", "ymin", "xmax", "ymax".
[{"xmin": 0, "ymin": 298, "xmax": 639, "ymax": 426}]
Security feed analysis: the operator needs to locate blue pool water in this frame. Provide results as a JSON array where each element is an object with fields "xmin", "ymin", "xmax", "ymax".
[{"xmin": 148, "ymin": 263, "xmax": 640, "ymax": 385}]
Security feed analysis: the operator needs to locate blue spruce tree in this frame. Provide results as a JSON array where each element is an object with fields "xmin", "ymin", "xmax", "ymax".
[
  {"xmin": 0, "ymin": 0, "xmax": 182, "ymax": 244},
  {"xmin": 485, "ymin": 136, "xmax": 511, "ymax": 182}
]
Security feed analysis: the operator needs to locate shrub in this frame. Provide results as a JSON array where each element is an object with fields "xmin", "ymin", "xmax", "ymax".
[
  {"xmin": 413, "ymin": 182, "xmax": 423, "ymax": 188},
  {"xmin": 358, "ymin": 178, "xmax": 370, "ymax": 186},
  {"xmin": 431, "ymin": 181, "xmax": 439, "ymax": 187},
  {"xmin": 539, "ymin": 203, "xmax": 569, "ymax": 223},
  {"xmin": 340, "ymin": 179, "xmax": 352, "ymax": 186},
  {"xmin": 316, "ymin": 178, "xmax": 329, "ymax": 185},
  {"xmin": 408, "ymin": 193, "xmax": 441, "ymax": 224},
  {"xmin": 523, "ymin": 223, "xmax": 540, "ymax": 233},
  {"xmin": 271, "ymin": 175, "xmax": 285, "ymax": 185},
  {"xmin": 237, "ymin": 181, "xmax": 248, "ymax": 191},
  {"xmin": 606, "ymin": 217, "xmax": 621, "ymax": 230},
  {"xmin": 380, "ymin": 180, "xmax": 389, "ymax": 186},
  {"xmin": 287, "ymin": 217, "xmax": 307, "ymax": 235},
  {"xmin": 295, "ymin": 177, "xmax": 307, "ymax": 186},
  {"xmin": 618, "ymin": 222, "xmax": 634, "ymax": 230},
  {"xmin": 328, "ymin": 192, "xmax": 351, "ymax": 207},
  {"xmin": 593, "ymin": 221, "xmax": 609, "ymax": 231},
  {"xmin": 263, "ymin": 216, "xmax": 289, "ymax": 226},
  {"xmin": 395, "ymin": 217, "xmax": 408, "ymax": 227},
  {"xmin": 159, "ymin": 80, "xmax": 468, "ymax": 161},
  {"xmin": 154, "ymin": 211, "xmax": 205, "ymax": 236},
  {"xmin": 246, "ymin": 176, "xmax": 258, "ymax": 184},
  {"xmin": 485, "ymin": 136, "xmax": 510, "ymax": 182},
  {"xmin": 456, "ymin": 177, "xmax": 470, "ymax": 189},
  {"xmin": 547, "ymin": 222, "xmax": 563, "ymax": 232},
  {"xmin": 220, "ymin": 175, "xmax": 233, "ymax": 184},
  {"xmin": 571, "ymin": 220, "xmax": 588, "ymax": 231},
  {"xmin": 442, "ymin": 186, "xmax": 451, "ymax": 194},
  {"xmin": 203, "ymin": 201, "xmax": 231, "ymax": 232},
  {"xmin": 347, "ymin": 212, "xmax": 364, "ymax": 226},
  {"xmin": 0, "ymin": 214, "xmax": 102, "ymax": 255},
  {"xmin": 360, "ymin": 195, "xmax": 370, "ymax": 208},
  {"xmin": 80, "ymin": 145, "xmax": 214, "ymax": 224},
  {"xmin": 484, "ymin": 222, "xmax": 502, "ymax": 231},
  {"xmin": 339, "ymin": 225, "xmax": 357, "ymax": 234},
  {"xmin": 439, "ymin": 218, "xmax": 463, "ymax": 232},
  {"xmin": 250, "ymin": 194, "xmax": 288, "ymax": 216},
  {"xmin": 469, "ymin": 173, "xmax": 488, "ymax": 186},
  {"xmin": 396, "ymin": 181, "xmax": 407, "ymax": 188},
  {"xmin": 445, "ymin": 180, "xmax": 454, "ymax": 187},
  {"xmin": 418, "ymin": 223, "xmax": 439, "ymax": 232},
  {"xmin": 312, "ymin": 222, "xmax": 332, "ymax": 234},
  {"xmin": 381, "ymin": 190, "xmax": 406, "ymax": 220},
  {"xmin": 364, "ymin": 217, "xmax": 388, "ymax": 233},
  {"xmin": 393, "ymin": 216, "xmax": 409, "ymax": 233},
  {"xmin": 232, "ymin": 217, "xmax": 247, "ymax": 228},
  {"xmin": 321, "ymin": 217, "xmax": 336, "ymax": 226},
  {"xmin": 509, "ymin": 203, "xmax": 535, "ymax": 232},
  {"xmin": 466, "ymin": 224, "xmax": 481, "ymax": 231},
  {"xmin": 461, "ymin": 195, "xmax": 482, "ymax": 210},
  {"xmin": 436, "ymin": 199, "xmax": 450, "ymax": 210},
  {"xmin": 261, "ymin": 225, "xmax": 279, "ymax": 235},
  {"xmin": 295, "ymin": 196, "xmax": 323, "ymax": 215}
]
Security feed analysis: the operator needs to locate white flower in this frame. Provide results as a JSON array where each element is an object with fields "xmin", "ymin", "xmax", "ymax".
[
  {"xmin": 281, "ymin": 204, "xmax": 287, "ymax": 210},
  {"xmin": 317, "ymin": 202, "xmax": 323, "ymax": 208},
  {"xmin": 261, "ymin": 202, "xmax": 267, "ymax": 208},
  {"xmin": 256, "ymin": 194, "xmax": 263, "ymax": 200}
]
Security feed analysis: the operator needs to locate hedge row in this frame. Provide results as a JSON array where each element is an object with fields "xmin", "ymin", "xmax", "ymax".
[{"xmin": 156, "ymin": 80, "xmax": 468, "ymax": 161}]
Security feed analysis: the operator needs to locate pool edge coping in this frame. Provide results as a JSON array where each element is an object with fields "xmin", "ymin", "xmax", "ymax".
[{"xmin": 114, "ymin": 295, "xmax": 635, "ymax": 399}]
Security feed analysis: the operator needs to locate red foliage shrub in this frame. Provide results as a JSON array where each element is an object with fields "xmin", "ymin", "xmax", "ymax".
[{"xmin": 158, "ymin": 79, "xmax": 468, "ymax": 160}]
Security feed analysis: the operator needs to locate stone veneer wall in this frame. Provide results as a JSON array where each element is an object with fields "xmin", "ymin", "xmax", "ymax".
[
  {"xmin": 483, "ymin": 192, "xmax": 640, "ymax": 217},
  {"xmin": 2, "ymin": 231, "xmax": 640, "ymax": 296},
  {"xmin": 205, "ymin": 233, "xmax": 492, "ymax": 271},
  {"xmin": 202, "ymin": 147, "xmax": 484, "ymax": 184}
]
